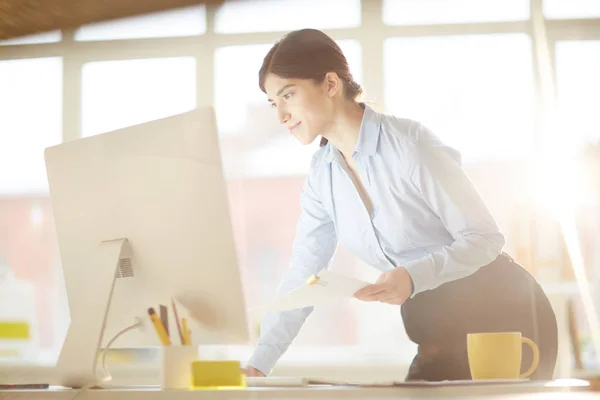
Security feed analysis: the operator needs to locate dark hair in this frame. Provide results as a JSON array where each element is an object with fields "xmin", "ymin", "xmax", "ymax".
[{"xmin": 259, "ymin": 29, "xmax": 363, "ymax": 147}]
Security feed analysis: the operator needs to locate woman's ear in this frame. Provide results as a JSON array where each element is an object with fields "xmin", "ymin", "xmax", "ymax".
[{"xmin": 324, "ymin": 72, "xmax": 342, "ymax": 98}]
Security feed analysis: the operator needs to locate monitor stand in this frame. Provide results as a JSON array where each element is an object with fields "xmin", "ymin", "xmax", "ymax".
[{"xmin": 56, "ymin": 238, "xmax": 132, "ymax": 388}]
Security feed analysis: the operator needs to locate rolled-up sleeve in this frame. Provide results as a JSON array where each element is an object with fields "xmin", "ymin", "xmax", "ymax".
[
  {"xmin": 402, "ymin": 124, "xmax": 506, "ymax": 296},
  {"xmin": 247, "ymin": 170, "xmax": 338, "ymax": 375}
]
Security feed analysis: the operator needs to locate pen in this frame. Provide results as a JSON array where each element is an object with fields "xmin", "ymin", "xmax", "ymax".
[
  {"xmin": 147, "ymin": 307, "xmax": 171, "ymax": 345},
  {"xmin": 306, "ymin": 274, "xmax": 319, "ymax": 285}
]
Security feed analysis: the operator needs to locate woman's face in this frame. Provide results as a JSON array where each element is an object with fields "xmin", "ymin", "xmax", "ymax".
[{"xmin": 264, "ymin": 73, "xmax": 333, "ymax": 145}]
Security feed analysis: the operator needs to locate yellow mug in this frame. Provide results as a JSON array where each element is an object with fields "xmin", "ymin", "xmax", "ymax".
[{"xmin": 467, "ymin": 332, "xmax": 539, "ymax": 380}]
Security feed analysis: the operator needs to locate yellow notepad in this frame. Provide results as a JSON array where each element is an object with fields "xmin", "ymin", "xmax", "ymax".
[{"xmin": 191, "ymin": 360, "xmax": 246, "ymax": 389}]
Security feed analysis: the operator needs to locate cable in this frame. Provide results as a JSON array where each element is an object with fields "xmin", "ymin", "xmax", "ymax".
[
  {"xmin": 70, "ymin": 317, "xmax": 143, "ymax": 400},
  {"xmin": 99, "ymin": 317, "xmax": 144, "ymax": 383}
]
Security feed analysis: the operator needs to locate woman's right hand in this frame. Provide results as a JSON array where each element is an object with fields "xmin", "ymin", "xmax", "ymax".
[{"xmin": 242, "ymin": 366, "xmax": 266, "ymax": 377}]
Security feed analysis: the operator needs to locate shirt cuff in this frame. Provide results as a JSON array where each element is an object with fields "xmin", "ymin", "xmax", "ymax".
[
  {"xmin": 246, "ymin": 343, "xmax": 282, "ymax": 376},
  {"xmin": 402, "ymin": 254, "xmax": 436, "ymax": 297}
]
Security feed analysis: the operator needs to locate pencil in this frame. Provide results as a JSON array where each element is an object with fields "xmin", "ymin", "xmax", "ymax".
[
  {"xmin": 147, "ymin": 307, "xmax": 171, "ymax": 345},
  {"xmin": 171, "ymin": 298, "xmax": 184, "ymax": 345},
  {"xmin": 182, "ymin": 317, "xmax": 190, "ymax": 345}
]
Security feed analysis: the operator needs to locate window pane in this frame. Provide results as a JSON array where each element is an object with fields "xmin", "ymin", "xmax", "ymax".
[
  {"xmin": 75, "ymin": 5, "xmax": 206, "ymax": 41},
  {"xmin": 384, "ymin": 34, "xmax": 534, "ymax": 162},
  {"xmin": 555, "ymin": 40, "xmax": 600, "ymax": 370},
  {"xmin": 544, "ymin": 0, "xmax": 600, "ymax": 19},
  {"xmin": 214, "ymin": 0, "xmax": 361, "ymax": 34},
  {"xmin": 555, "ymin": 40, "xmax": 600, "ymax": 152},
  {"xmin": 81, "ymin": 57, "xmax": 196, "ymax": 137},
  {"xmin": 0, "ymin": 58, "xmax": 64, "ymax": 366},
  {"xmin": 383, "ymin": 0, "xmax": 529, "ymax": 25},
  {"xmin": 0, "ymin": 31, "xmax": 61, "ymax": 45},
  {"xmin": 0, "ymin": 58, "xmax": 62, "ymax": 194}
]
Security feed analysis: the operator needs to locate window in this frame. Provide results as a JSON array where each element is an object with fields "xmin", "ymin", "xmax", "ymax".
[
  {"xmin": 0, "ymin": 31, "xmax": 61, "ymax": 46},
  {"xmin": 0, "ymin": 58, "xmax": 62, "ymax": 194},
  {"xmin": 214, "ymin": 0, "xmax": 361, "ymax": 34},
  {"xmin": 74, "ymin": 5, "xmax": 206, "ymax": 41},
  {"xmin": 214, "ymin": 44, "xmax": 273, "ymax": 136},
  {"xmin": 81, "ymin": 57, "xmax": 196, "ymax": 137},
  {"xmin": 554, "ymin": 41, "xmax": 600, "ymax": 368},
  {"xmin": 384, "ymin": 34, "xmax": 535, "ymax": 162},
  {"xmin": 554, "ymin": 40, "xmax": 600, "ymax": 153},
  {"xmin": 0, "ymin": 58, "xmax": 64, "ymax": 365},
  {"xmin": 383, "ymin": 0, "xmax": 530, "ymax": 25},
  {"xmin": 544, "ymin": 0, "xmax": 600, "ymax": 19}
]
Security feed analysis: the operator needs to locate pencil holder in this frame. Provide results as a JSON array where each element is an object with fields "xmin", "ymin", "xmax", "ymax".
[{"xmin": 160, "ymin": 345, "xmax": 198, "ymax": 390}]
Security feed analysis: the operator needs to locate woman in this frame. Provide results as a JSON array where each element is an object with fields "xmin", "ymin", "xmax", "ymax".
[{"xmin": 244, "ymin": 28, "xmax": 557, "ymax": 381}]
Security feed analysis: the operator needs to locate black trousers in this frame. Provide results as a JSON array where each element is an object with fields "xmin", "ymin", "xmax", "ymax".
[{"xmin": 401, "ymin": 253, "xmax": 558, "ymax": 381}]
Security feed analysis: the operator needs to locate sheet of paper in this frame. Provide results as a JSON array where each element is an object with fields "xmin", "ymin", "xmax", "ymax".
[
  {"xmin": 245, "ymin": 377, "xmax": 309, "ymax": 387},
  {"xmin": 256, "ymin": 270, "xmax": 371, "ymax": 313}
]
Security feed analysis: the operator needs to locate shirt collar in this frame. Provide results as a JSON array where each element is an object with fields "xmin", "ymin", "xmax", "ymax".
[{"xmin": 323, "ymin": 103, "xmax": 382, "ymax": 164}]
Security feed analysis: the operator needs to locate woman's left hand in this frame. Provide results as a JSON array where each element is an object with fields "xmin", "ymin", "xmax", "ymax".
[{"xmin": 354, "ymin": 267, "xmax": 414, "ymax": 305}]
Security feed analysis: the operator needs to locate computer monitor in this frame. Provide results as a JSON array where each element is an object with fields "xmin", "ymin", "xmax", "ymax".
[{"xmin": 44, "ymin": 107, "xmax": 249, "ymax": 388}]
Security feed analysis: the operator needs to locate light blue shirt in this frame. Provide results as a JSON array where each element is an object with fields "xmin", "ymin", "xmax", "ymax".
[{"xmin": 248, "ymin": 104, "xmax": 505, "ymax": 375}]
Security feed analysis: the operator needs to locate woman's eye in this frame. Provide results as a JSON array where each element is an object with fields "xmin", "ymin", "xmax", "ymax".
[
  {"xmin": 270, "ymin": 102, "xmax": 277, "ymax": 108},
  {"xmin": 283, "ymin": 92, "xmax": 293, "ymax": 100}
]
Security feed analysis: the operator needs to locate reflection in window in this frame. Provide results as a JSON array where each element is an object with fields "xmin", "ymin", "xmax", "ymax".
[
  {"xmin": 214, "ymin": 0, "xmax": 361, "ymax": 34},
  {"xmin": 383, "ymin": 0, "xmax": 529, "ymax": 25},
  {"xmin": 81, "ymin": 57, "xmax": 196, "ymax": 137},
  {"xmin": 75, "ymin": 5, "xmax": 206, "ymax": 41},
  {"xmin": 384, "ymin": 34, "xmax": 534, "ymax": 162},
  {"xmin": 555, "ymin": 40, "xmax": 600, "ymax": 153}
]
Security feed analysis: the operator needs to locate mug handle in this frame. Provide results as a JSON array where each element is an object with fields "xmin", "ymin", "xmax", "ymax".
[{"xmin": 520, "ymin": 337, "xmax": 539, "ymax": 378}]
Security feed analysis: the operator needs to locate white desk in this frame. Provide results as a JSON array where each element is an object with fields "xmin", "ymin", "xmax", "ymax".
[{"xmin": 1, "ymin": 381, "xmax": 598, "ymax": 400}]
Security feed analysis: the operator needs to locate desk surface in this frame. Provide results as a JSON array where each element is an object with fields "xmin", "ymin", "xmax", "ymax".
[{"xmin": 1, "ymin": 381, "xmax": 599, "ymax": 400}]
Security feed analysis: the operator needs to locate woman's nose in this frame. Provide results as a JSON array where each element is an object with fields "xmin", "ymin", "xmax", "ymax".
[{"xmin": 277, "ymin": 108, "xmax": 290, "ymax": 124}]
